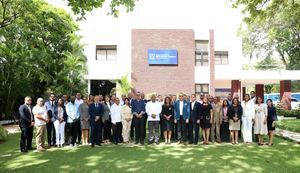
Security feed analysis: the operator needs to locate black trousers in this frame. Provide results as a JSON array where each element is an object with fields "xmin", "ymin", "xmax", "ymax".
[
  {"xmin": 221, "ymin": 122, "xmax": 230, "ymax": 142},
  {"xmin": 134, "ymin": 115, "xmax": 146, "ymax": 142},
  {"xmin": 47, "ymin": 121, "xmax": 56, "ymax": 145},
  {"xmin": 177, "ymin": 116, "xmax": 188, "ymax": 142},
  {"xmin": 77, "ymin": 120, "xmax": 81, "ymax": 143},
  {"xmin": 68, "ymin": 121, "xmax": 79, "ymax": 145},
  {"xmin": 20, "ymin": 126, "xmax": 33, "ymax": 151},
  {"xmin": 90, "ymin": 121, "xmax": 102, "ymax": 145},
  {"xmin": 188, "ymin": 120, "xmax": 200, "ymax": 144},
  {"xmin": 112, "ymin": 122, "xmax": 122, "ymax": 143},
  {"xmin": 103, "ymin": 119, "xmax": 112, "ymax": 141},
  {"xmin": 130, "ymin": 117, "xmax": 135, "ymax": 139}
]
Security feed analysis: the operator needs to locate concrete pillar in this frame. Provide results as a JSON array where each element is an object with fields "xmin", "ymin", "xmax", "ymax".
[
  {"xmin": 255, "ymin": 84, "xmax": 264, "ymax": 103},
  {"xmin": 209, "ymin": 29, "xmax": 215, "ymax": 96},
  {"xmin": 280, "ymin": 80, "xmax": 291, "ymax": 110},
  {"xmin": 231, "ymin": 80, "xmax": 241, "ymax": 99},
  {"xmin": 242, "ymin": 87, "xmax": 246, "ymax": 101}
]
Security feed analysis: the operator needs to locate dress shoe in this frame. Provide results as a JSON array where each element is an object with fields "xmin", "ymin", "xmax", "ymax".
[{"xmin": 21, "ymin": 149, "xmax": 28, "ymax": 153}]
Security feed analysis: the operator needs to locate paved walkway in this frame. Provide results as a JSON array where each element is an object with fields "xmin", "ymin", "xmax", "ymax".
[{"xmin": 275, "ymin": 128, "xmax": 300, "ymax": 144}]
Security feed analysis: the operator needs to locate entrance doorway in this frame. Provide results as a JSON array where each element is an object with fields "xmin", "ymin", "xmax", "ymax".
[{"xmin": 90, "ymin": 80, "xmax": 116, "ymax": 96}]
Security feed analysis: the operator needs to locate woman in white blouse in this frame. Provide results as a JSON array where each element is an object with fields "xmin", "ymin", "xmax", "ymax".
[
  {"xmin": 254, "ymin": 97, "xmax": 268, "ymax": 145},
  {"xmin": 54, "ymin": 98, "xmax": 66, "ymax": 148},
  {"xmin": 241, "ymin": 94, "xmax": 255, "ymax": 143}
]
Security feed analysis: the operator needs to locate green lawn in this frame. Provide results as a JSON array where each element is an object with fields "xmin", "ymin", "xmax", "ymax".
[
  {"xmin": 0, "ymin": 133, "xmax": 299, "ymax": 173},
  {"xmin": 277, "ymin": 119, "xmax": 300, "ymax": 133}
]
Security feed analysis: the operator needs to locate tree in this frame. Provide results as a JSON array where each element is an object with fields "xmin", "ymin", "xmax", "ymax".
[
  {"xmin": 0, "ymin": 0, "xmax": 86, "ymax": 118},
  {"xmin": 232, "ymin": 0, "xmax": 300, "ymax": 70},
  {"xmin": 116, "ymin": 74, "xmax": 132, "ymax": 95},
  {"xmin": 65, "ymin": 0, "xmax": 137, "ymax": 18}
]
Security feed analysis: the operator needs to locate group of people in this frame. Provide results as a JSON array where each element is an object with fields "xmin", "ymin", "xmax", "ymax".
[{"xmin": 18, "ymin": 91, "xmax": 278, "ymax": 153}]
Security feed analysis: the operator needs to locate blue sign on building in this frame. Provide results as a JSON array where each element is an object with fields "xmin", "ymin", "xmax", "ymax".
[{"xmin": 148, "ymin": 49, "xmax": 178, "ymax": 65}]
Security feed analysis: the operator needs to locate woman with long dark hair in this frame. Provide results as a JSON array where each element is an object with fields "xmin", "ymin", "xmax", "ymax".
[
  {"xmin": 254, "ymin": 96, "xmax": 268, "ymax": 145},
  {"xmin": 162, "ymin": 96, "xmax": 174, "ymax": 144},
  {"xmin": 266, "ymin": 99, "xmax": 277, "ymax": 146},
  {"xmin": 254, "ymin": 97, "xmax": 268, "ymax": 145},
  {"xmin": 200, "ymin": 97, "xmax": 213, "ymax": 145},
  {"xmin": 221, "ymin": 99, "xmax": 230, "ymax": 142},
  {"xmin": 228, "ymin": 98, "xmax": 243, "ymax": 144},
  {"xmin": 121, "ymin": 98, "xmax": 133, "ymax": 143}
]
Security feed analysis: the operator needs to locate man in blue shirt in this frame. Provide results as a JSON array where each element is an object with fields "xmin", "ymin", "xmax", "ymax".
[{"xmin": 131, "ymin": 92, "xmax": 146, "ymax": 145}]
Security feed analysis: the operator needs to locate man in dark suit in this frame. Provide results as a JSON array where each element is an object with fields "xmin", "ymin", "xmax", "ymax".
[
  {"xmin": 188, "ymin": 94, "xmax": 201, "ymax": 144},
  {"xmin": 89, "ymin": 95, "xmax": 104, "ymax": 147},
  {"xmin": 44, "ymin": 93, "xmax": 57, "ymax": 146},
  {"xmin": 174, "ymin": 93, "xmax": 190, "ymax": 144},
  {"xmin": 18, "ymin": 96, "xmax": 35, "ymax": 152}
]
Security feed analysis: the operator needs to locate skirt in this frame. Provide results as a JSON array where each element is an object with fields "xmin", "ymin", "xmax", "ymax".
[
  {"xmin": 229, "ymin": 119, "xmax": 240, "ymax": 131},
  {"xmin": 200, "ymin": 119, "xmax": 211, "ymax": 129},
  {"xmin": 267, "ymin": 120, "xmax": 275, "ymax": 131},
  {"xmin": 163, "ymin": 118, "xmax": 173, "ymax": 131},
  {"xmin": 80, "ymin": 120, "xmax": 90, "ymax": 129}
]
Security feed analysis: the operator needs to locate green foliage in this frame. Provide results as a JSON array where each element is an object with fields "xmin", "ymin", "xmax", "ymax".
[
  {"xmin": 0, "ymin": 125, "xmax": 8, "ymax": 141},
  {"xmin": 277, "ymin": 119, "xmax": 300, "ymax": 132},
  {"xmin": 65, "ymin": 0, "xmax": 136, "ymax": 19},
  {"xmin": 276, "ymin": 105, "xmax": 300, "ymax": 118},
  {"xmin": 116, "ymin": 74, "xmax": 132, "ymax": 95},
  {"xmin": 232, "ymin": 0, "xmax": 300, "ymax": 70},
  {"xmin": 0, "ymin": 0, "xmax": 87, "ymax": 118},
  {"xmin": 254, "ymin": 57, "xmax": 284, "ymax": 70}
]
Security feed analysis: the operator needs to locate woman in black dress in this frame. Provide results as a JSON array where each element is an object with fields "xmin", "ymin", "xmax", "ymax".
[
  {"xmin": 267, "ymin": 99, "xmax": 277, "ymax": 146},
  {"xmin": 221, "ymin": 99, "xmax": 230, "ymax": 142},
  {"xmin": 200, "ymin": 97, "xmax": 213, "ymax": 145},
  {"xmin": 162, "ymin": 96, "xmax": 174, "ymax": 144}
]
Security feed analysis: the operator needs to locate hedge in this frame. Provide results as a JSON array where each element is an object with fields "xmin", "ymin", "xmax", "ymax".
[{"xmin": 0, "ymin": 125, "xmax": 8, "ymax": 142}]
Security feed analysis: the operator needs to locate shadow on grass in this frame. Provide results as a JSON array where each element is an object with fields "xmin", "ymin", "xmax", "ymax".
[{"xmin": 0, "ymin": 134, "xmax": 299, "ymax": 173}]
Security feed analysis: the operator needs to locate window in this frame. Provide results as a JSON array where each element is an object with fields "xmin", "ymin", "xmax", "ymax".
[
  {"xmin": 195, "ymin": 40, "xmax": 209, "ymax": 66},
  {"xmin": 195, "ymin": 84, "xmax": 209, "ymax": 98},
  {"xmin": 215, "ymin": 51, "xmax": 228, "ymax": 65},
  {"xmin": 96, "ymin": 45, "xmax": 117, "ymax": 61}
]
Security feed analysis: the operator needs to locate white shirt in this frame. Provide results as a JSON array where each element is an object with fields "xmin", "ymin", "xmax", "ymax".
[
  {"xmin": 179, "ymin": 101, "xmax": 184, "ymax": 115},
  {"xmin": 110, "ymin": 103, "xmax": 122, "ymax": 123},
  {"xmin": 242, "ymin": 100, "xmax": 255, "ymax": 119},
  {"xmin": 32, "ymin": 105, "xmax": 48, "ymax": 126},
  {"xmin": 146, "ymin": 101, "xmax": 162, "ymax": 121},
  {"xmin": 75, "ymin": 99, "xmax": 83, "ymax": 110},
  {"xmin": 66, "ymin": 102, "xmax": 79, "ymax": 123},
  {"xmin": 191, "ymin": 101, "xmax": 195, "ymax": 110}
]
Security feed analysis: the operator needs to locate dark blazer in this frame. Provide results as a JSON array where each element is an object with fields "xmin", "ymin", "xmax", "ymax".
[
  {"xmin": 89, "ymin": 103, "xmax": 104, "ymax": 122},
  {"xmin": 18, "ymin": 104, "xmax": 34, "ymax": 128},
  {"xmin": 228, "ymin": 105, "xmax": 243, "ymax": 120},
  {"xmin": 190, "ymin": 101, "xmax": 201, "ymax": 122},
  {"xmin": 174, "ymin": 100, "xmax": 190, "ymax": 120}
]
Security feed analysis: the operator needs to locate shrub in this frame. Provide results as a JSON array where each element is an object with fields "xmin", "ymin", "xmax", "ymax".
[
  {"xmin": 276, "ymin": 105, "xmax": 300, "ymax": 118},
  {"xmin": 0, "ymin": 125, "xmax": 8, "ymax": 142}
]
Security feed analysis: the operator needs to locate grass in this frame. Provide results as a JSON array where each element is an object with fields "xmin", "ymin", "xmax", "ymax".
[
  {"xmin": 277, "ymin": 119, "xmax": 300, "ymax": 133},
  {"xmin": 0, "ymin": 133, "xmax": 299, "ymax": 173}
]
